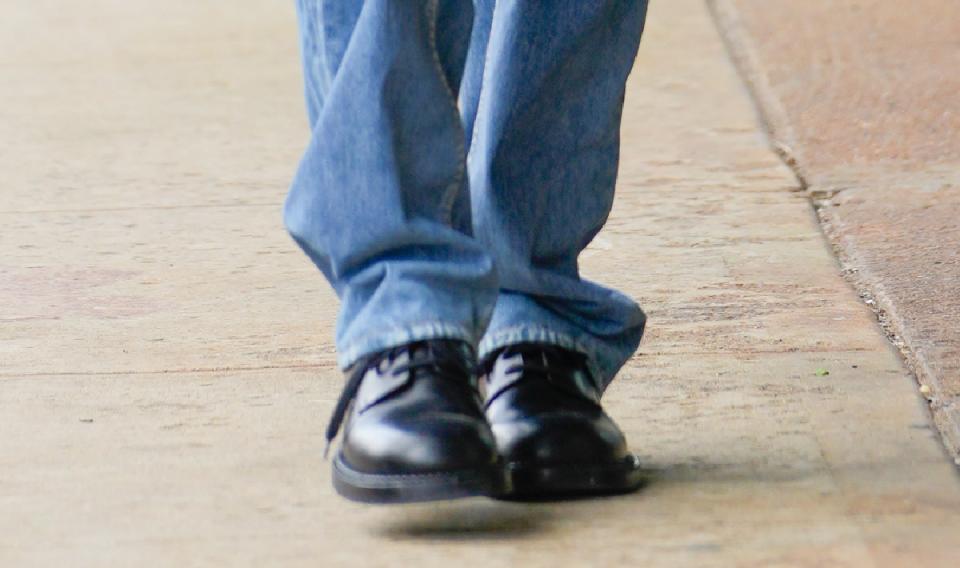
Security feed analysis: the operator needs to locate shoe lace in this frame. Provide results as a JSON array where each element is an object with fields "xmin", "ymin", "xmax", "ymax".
[
  {"xmin": 489, "ymin": 344, "xmax": 601, "ymax": 408},
  {"xmin": 323, "ymin": 341, "xmax": 475, "ymax": 458}
]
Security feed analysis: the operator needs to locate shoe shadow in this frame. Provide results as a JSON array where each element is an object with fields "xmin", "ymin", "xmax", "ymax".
[
  {"xmin": 373, "ymin": 468, "xmax": 661, "ymax": 541},
  {"xmin": 373, "ymin": 499, "xmax": 550, "ymax": 541}
]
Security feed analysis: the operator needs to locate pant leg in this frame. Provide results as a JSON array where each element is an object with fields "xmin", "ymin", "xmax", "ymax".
[
  {"xmin": 468, "ymin": 0, "xmax": 650, "ymax": 389},
  {"xmin": 285, "ymin": 0, "xmax": 497, "ymax": 370}
]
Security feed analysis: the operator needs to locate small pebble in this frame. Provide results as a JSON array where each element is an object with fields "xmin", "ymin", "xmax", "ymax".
[{"xmin": 919, "ymin": 385, "xmax": 932, "ymax": 396}]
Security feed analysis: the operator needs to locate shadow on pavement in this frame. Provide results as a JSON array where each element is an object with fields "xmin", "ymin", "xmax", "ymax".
[
  {"xmin": 372, "ymin": 471, "xmax": 661, "ymax": 541},
  {"xmin": 374, "ymin": 500, "xmax": 550, "ymax": 541}
]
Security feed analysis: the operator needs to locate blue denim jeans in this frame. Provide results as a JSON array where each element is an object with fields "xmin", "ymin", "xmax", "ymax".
[{"xmin": 285, "ymin": 0, "xmax": 649, "ymax": 390}]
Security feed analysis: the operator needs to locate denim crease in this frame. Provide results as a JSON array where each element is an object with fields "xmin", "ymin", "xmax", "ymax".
[{"xmin": 287, "ymin": 0, "xmax": 650, "ymax": 389}]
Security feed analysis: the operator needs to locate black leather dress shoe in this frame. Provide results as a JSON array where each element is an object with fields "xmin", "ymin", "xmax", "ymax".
[
  {"xmin": 482, "ymin": 344, "xmax": 643, "ymax": 499},
  {"xmin": 325, "ymin": 340, "xmax": 508, "ymax": 503}
]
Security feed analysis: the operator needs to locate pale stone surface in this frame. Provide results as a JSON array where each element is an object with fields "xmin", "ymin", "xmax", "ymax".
[
  {"xmin": 2, "ymin": 0, "xmax": 959, "ymax": 566},
  {"xmin": 712, "ymin": 0, "xmax": 960, "ymax": 458}
]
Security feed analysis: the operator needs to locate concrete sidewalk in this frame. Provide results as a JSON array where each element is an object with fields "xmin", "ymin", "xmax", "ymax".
[{"xmin": 2, "ymin": 0, "xmax": 959, "ymax": 566}]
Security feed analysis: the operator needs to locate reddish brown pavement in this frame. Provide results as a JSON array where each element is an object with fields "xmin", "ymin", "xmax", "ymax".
[{"xmin": 712, "ymin": 0, "xmax": 960, "ymax": 460}]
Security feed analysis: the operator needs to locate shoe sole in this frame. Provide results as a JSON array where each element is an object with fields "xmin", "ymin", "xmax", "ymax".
[
  {"xmin": 497, "ymin": 454, "xmax": 645, "ymax": 501},
  {"xmin": 332, "ymin": 455, "xmax": 511, "ymax": 504}
]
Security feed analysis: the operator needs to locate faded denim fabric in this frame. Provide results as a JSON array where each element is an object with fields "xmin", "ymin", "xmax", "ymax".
[{"xmin": 285, "ymin": 0, "xmax": 649, "ymax": 389}]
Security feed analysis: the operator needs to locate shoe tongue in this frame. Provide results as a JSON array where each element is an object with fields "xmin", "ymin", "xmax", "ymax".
[
  {"xmin": 409, "ymin": 339, "xmax": 467, "ymax": 362},
  {"xmin": 407, "ymin": 342, "xmax": 431, "ymax": 364}
]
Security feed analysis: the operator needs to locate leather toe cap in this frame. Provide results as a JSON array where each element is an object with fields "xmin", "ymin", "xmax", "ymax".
[
  {"xmin": 493, "ymin": 412, "xmax": 628, "ymax": 466},
  {"xmin": 341, "ymin": 413, "xmax": 498, "ymax": 475}
]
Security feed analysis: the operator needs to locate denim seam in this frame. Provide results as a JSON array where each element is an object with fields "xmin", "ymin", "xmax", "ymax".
[
  {"xmin": 468, "ymin": 0, "xmax": 499, "ymax": 154},
  {"xmin": 478, "ymin": 325, "xmax": 608, "ymax": 388},
  {"xmin": 338, "ymin": 320, "xmax": 476, "ymax": 370},
  {"xmin": 426, "ymin": 0, "xmax": 467, "ymax": 221},
  {"xmin": 298, "ymin": 1, "xmax": 324, "ymax": 115},
  {"xmin": 316, "ymin": 2, "xmax": 337, "ymax": 93}
]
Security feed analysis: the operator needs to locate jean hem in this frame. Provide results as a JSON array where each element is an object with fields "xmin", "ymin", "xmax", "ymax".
[{"xmin": 337, "ymin": 322, "xmax": 477, "ymax": 371}]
